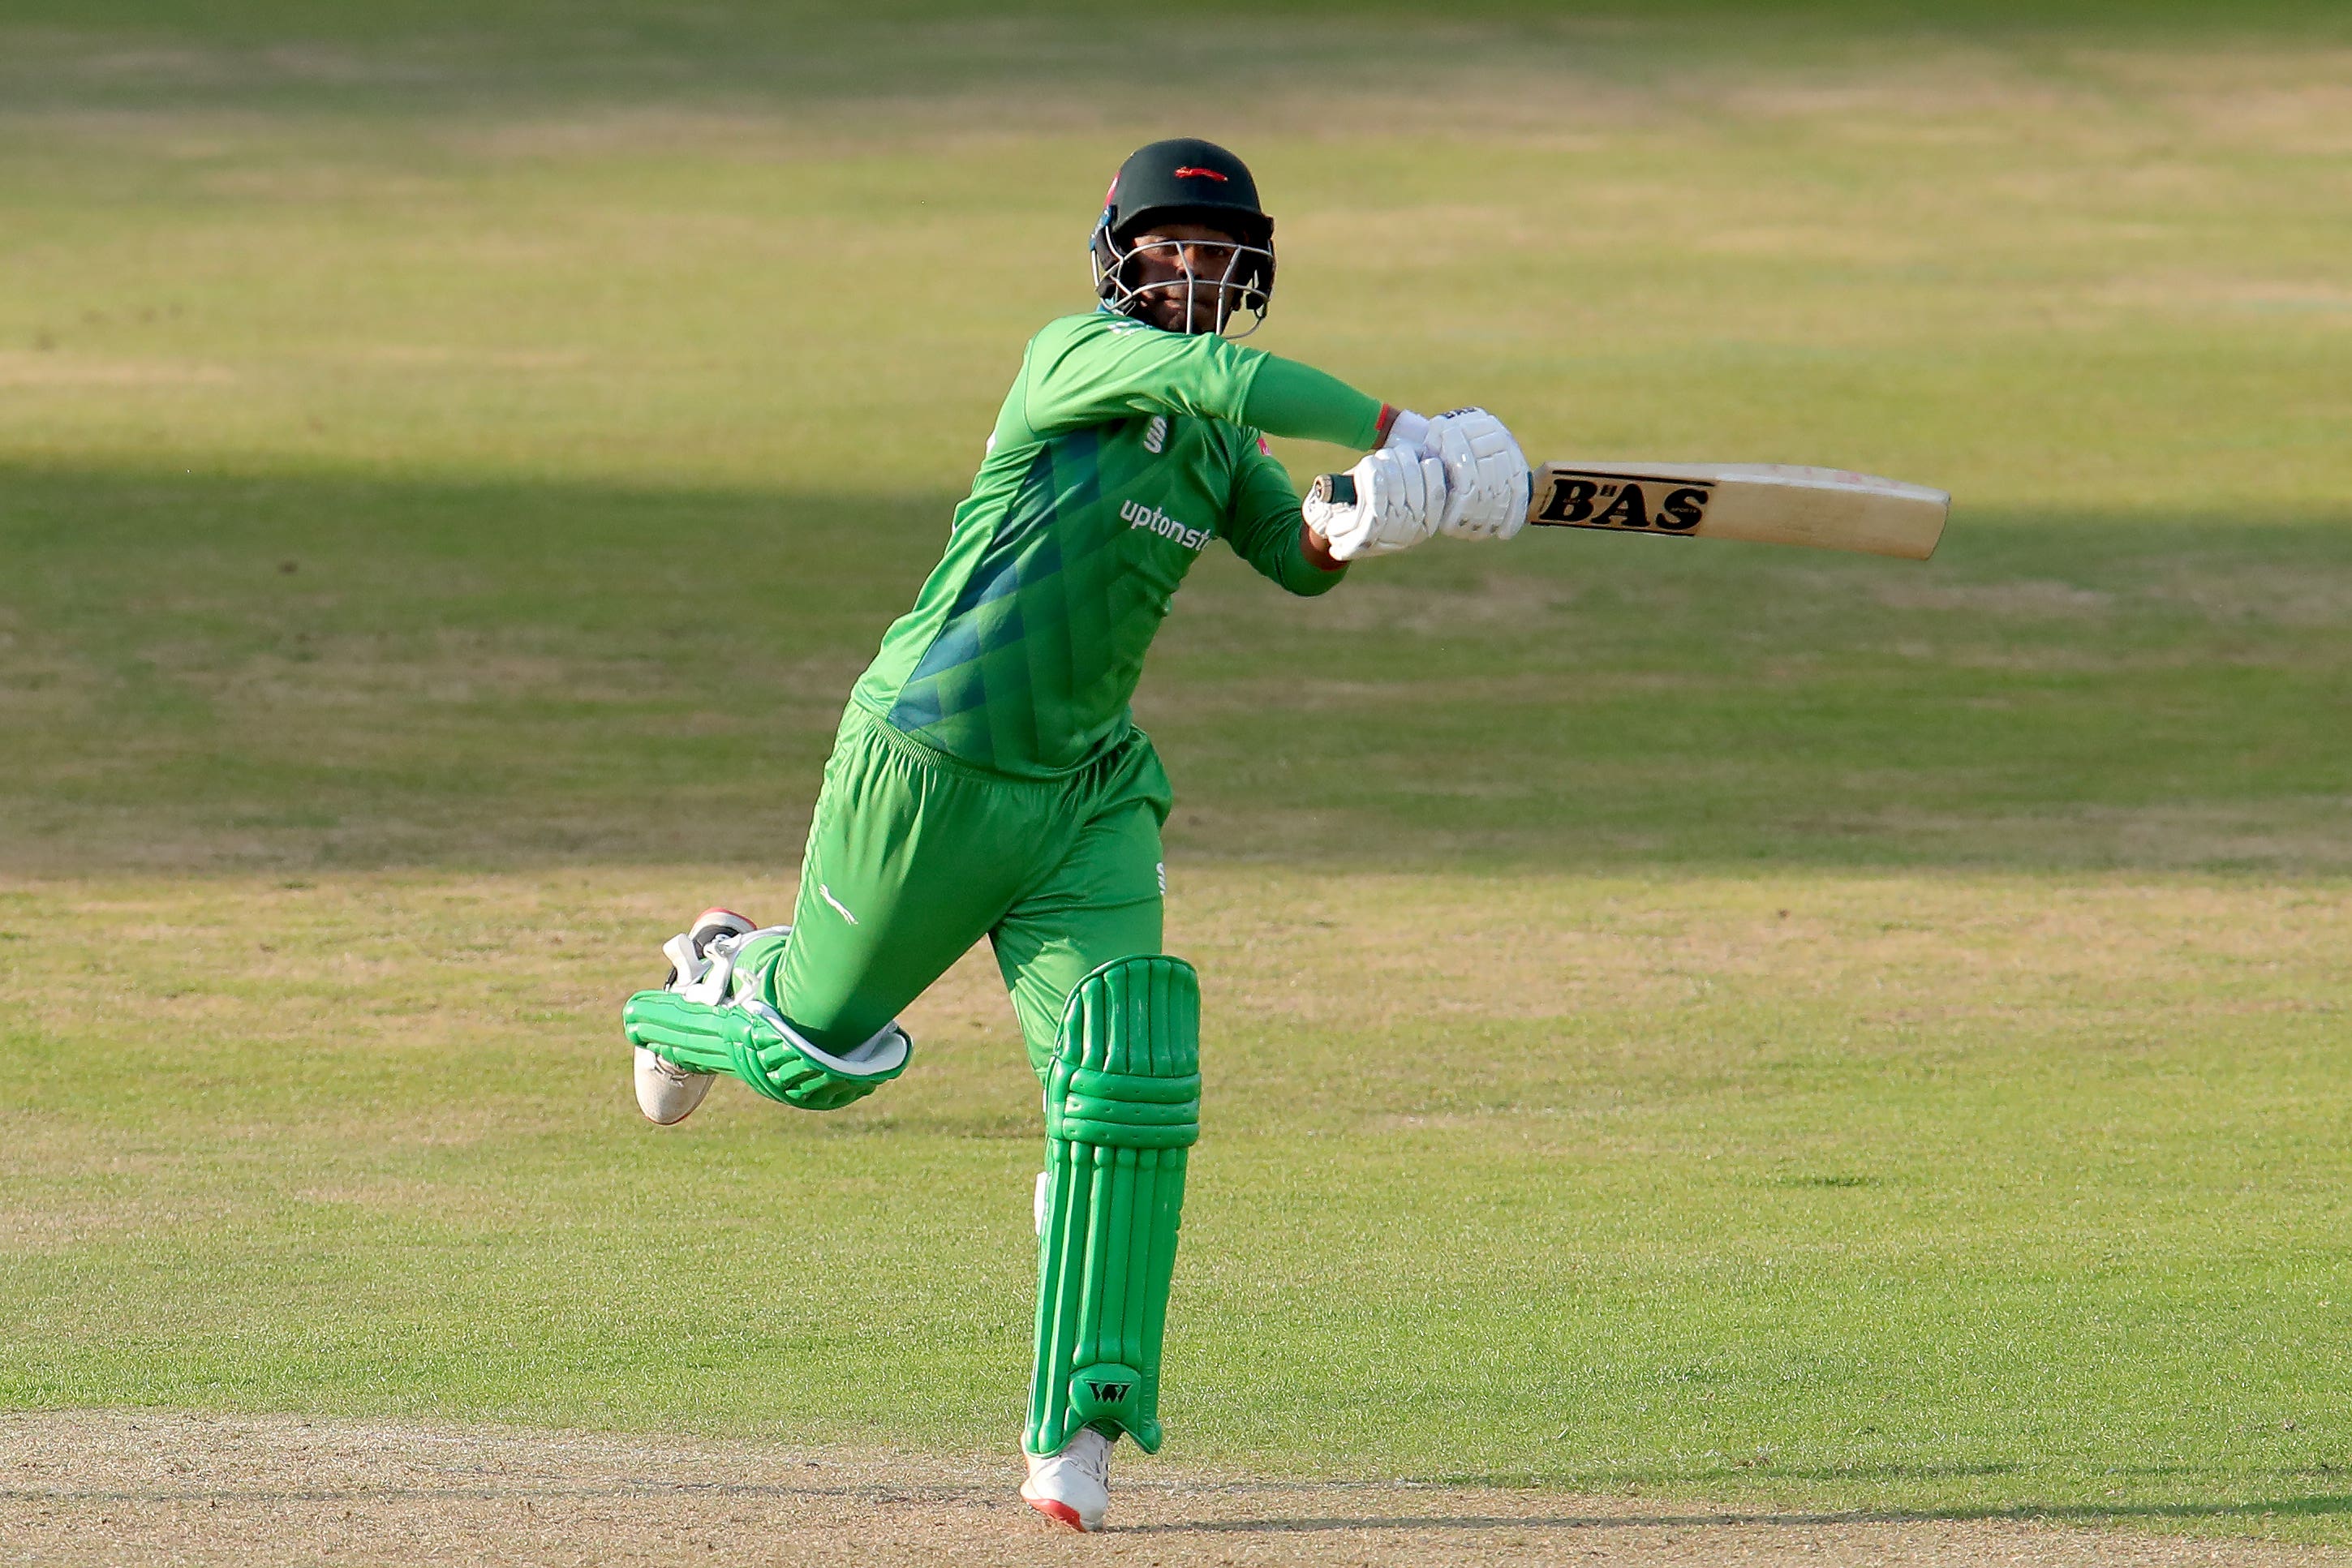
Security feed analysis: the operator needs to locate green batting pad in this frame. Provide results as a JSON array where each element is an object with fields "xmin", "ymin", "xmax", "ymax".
[
  {"xmin": 1027, "ymin": 954, "xmax": 1202, "ymax": 1456},
  {"xmin": 621, "ymin": 989, "xmax": 909, "ymax": 1112}
]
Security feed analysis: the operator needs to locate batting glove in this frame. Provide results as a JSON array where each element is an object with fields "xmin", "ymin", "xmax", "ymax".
[
  {"xmin": 1381, "ymin": 408, "xmax": 1433, "ymax": 452},
  {"xmin": 1302, "ymin": 445, "xmax": 1450, "ymax": 561},
  {"xmin": 1423, "ymin": 407, "xmax": 1533, "ymax": 541}
]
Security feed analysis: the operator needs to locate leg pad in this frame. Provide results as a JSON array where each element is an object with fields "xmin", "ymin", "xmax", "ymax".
[
  {"xmin": 622, "ymin": 989, "xmax": 909, "ymax": 1111},
  {"xmin": 1028, "ymin": 954, "xmax": 1200, "ymax": 1456}
]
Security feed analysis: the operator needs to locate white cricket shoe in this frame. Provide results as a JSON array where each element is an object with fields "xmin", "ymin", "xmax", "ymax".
[
  {"xmin": 634, "ymin": 1048, "xmax": 712, "ymax": 1126},
  {"xmin": 634, "ymin": 907, "xmax": 761, "ymax": 1126},
  {"xmin": 1020, "ymin": 1428, "xmax": 1113, "ymax": 1531}
]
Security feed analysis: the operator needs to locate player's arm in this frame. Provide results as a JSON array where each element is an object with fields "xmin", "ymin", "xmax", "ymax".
[
  {"xmin": 1224, "ymin": 438, "xmax": 1352, "ymax": 595},
  {"xmin": 1025, "ymin": 319, "xmax": 1445, "ymax": 566},
  {"xmin": 1025, "ymin": 318, "xmax": 1532, "ymax": 562},
  {"xmin": 1024, "ymin": 318, "xmax": 1391, "ymax": 448}
]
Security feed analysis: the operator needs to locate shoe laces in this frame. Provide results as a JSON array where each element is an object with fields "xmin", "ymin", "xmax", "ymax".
[{"xmin": 1065, "ymin": 1428, "xmax": 1113, "ymax": 1486}]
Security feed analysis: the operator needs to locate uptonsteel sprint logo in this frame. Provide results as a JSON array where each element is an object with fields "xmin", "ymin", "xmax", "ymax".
[{"xmin": 1120, "ymin": 497, "xmax": 1211, "ymax": 552}]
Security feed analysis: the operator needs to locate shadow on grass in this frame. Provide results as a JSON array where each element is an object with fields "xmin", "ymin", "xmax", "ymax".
[
  {"xmin": 6, "ymin": 463, "xmax": 2351, "ymax": 877},
  {"xmin": 1124, "ymin": 1496, "xmax": 2352, "ymax": 1536},
  {"xmin": 8, "ymin": 0, "xmax": 2350, "ymax": 124},
  {"xmin": 10, "ymin": 1479, "xmax": 2347, "ymax": 1533},
  {"xmin": 14, "ymin": 1489, "xmax": 2343, "ymax": 1542}
]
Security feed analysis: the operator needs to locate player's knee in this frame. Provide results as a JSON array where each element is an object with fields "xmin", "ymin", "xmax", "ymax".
[
  {"xmin": 1047, "ymin": 954, "xmax": 1200, "ymax": 1150},
  {"xmin": 622, "ymin": 990, "xmax": 910, "ymax": 1112},
  {"xmin": 736, "ymin": 961, "xmax": 913, "ymax": 1110},
  {"xmin": 750, "ymin": 1004, "xmax": 911, "ymax": 1110}
]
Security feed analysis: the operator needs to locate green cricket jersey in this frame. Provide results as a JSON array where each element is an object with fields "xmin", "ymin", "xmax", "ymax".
[{"xmin": 850, "ymin": 308, "xmax": 1387, "ymax": 777}]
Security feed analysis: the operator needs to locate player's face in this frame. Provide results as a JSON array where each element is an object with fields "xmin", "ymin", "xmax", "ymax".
[{"xmin": 1124, "ymin": 221, "xmax": 1252, "ymax": 335}]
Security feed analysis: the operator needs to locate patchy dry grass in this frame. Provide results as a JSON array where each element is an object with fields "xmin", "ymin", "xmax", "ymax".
[{"xmin": 4, "ymin": 866, "xmax": 2350, "ymax": 1542}]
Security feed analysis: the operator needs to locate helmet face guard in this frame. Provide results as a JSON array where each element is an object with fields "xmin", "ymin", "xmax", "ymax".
[
  {"xmin": 1090, "ymin": 221, "xmax": 1275, "ymax": 339},
  {"xmin": 1089, "ymin": 139, "xmax": 1277, "ymax": 338}
]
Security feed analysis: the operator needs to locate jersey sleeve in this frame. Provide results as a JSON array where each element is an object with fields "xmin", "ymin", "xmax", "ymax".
[
  {"xmin": 1237, "ymin": 354, "xmax": 1385, "ymax": 449},
  {"xmin": 1020, "ymin": 316, "xmax": 1385, "ymax": 449},
  {"xmin": 1223, "ymin": 436, "xmax": 1347, "ymax": 597}
]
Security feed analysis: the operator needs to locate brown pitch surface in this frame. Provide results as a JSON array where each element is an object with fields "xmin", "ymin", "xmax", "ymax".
[{"xmin": 4, "ymin": 1413, "xmax": 2341, "ymax": 1568}]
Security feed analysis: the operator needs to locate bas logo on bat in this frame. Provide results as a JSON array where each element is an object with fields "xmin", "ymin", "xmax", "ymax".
[{"xmin": 1532, "ymin": 470, "xmax": 1713, "ymax": 535}]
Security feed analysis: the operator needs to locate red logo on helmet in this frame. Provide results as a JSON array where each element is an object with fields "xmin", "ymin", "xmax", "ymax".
[{"xmin": 1173, "ymin": 166, "xmax": 1228, "ymax": 182}]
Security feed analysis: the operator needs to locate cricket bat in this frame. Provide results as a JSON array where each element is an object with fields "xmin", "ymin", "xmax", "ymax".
[{"xmin": 1312, "ymin": 462, "xmax": 1951, "ymax": 560}]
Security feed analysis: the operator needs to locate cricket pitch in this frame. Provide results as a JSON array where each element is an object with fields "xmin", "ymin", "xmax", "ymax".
[{"xmin": 6, "ymin": 1411, "xmax": 2342, "ymax": 1567}]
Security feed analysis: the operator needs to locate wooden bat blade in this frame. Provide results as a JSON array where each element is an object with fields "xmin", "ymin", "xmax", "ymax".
[{"xmin": 1526, "ymin": 462, "xmax": 1950, "ymax": 559}]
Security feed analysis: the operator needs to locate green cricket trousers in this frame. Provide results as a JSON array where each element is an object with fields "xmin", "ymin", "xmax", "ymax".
[
  {"xmin": 740, "ymin": 705, "xmax": 1173, "ymax": 1081},
  {"xmin": 626, "ymin": 702, "xmax": 1201, "ymax": 1459}
]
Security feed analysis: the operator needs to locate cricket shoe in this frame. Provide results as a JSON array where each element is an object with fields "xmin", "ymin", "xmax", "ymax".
[
  {"xmin": 1020, "ymin": 1428, "xmax": 1113, "ymax": 1531},
  {"xmin": 634, "ymin": 907, "xmax": 763, "ymax": 1126}
]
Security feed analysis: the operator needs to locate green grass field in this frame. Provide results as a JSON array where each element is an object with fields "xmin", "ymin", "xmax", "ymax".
[{"xmin": 5, "ymin": 0, "xmax": 2351, "ymax": 1549}]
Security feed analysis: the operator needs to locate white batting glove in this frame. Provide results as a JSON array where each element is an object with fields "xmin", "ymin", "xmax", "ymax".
[
  {"xmin": 1382, "ymin": 408, "xmax": 1432, "ymax": 452},
  {"xmin": 1302, "ymin": 445, "xmax": 1450, "ymax": 561},
  {"xmin": 1423, "ymin": 407, "xmax": 1533, "ymax": 541}
]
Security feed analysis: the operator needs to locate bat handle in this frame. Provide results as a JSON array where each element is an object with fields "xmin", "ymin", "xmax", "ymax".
[{"xmin": 1309, "ymin": 473, "xmax": 1357, "ymax": 507}]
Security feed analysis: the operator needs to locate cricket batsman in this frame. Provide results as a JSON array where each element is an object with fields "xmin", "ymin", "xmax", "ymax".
[{"xmin": 620, "ymin": 137, "xmax": 1531, "ymax": 1531}]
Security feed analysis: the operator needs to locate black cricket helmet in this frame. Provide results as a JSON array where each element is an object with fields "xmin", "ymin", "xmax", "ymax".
[{"xmin": 1090, "ymin": 138, "xmax": 1275, "ymax": 337}]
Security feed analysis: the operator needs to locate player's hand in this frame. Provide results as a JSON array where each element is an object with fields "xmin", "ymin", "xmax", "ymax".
[
  {"xmin": 1380, "ymin": 408, "xmax": 1432, "ymax": 452},
  {"xmin": 1302, "ymin": 445, "xmax": 1449, "ymax": 561},
  {"xmin": 1423, "ymin": 408, "xmax": 1533, "ymax": 541}
]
